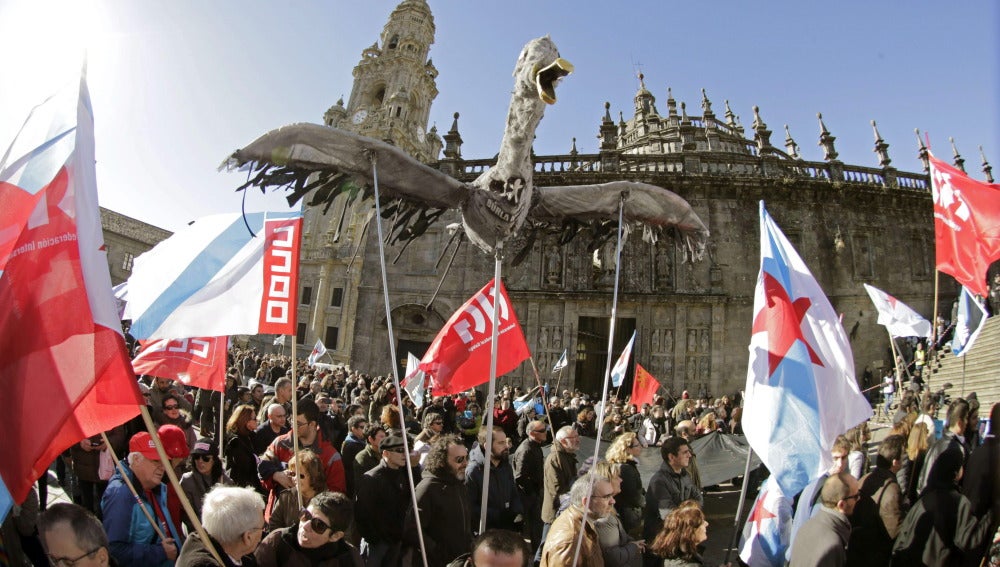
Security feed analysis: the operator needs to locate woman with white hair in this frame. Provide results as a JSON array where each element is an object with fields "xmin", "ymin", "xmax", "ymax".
[{"xmin": 176, "ymin": 485, "xmax": 265, "ymax": 567}]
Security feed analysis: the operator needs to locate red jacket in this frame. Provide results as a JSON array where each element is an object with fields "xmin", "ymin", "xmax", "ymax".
[{"xmin": 259, "ymin": 428, "xmax": 346, "ymax": 495}]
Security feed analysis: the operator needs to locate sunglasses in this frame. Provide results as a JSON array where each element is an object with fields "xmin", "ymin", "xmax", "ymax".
[
  {"xmin": 299, "ymin": 508, "xmax": 331, "ymax": 534},
  {"xmin": 163, "ymin": 405, "xmax": 179, "ymax": 410},
  {"xmin": 194, "ymin": 454, "xmax": 214, "ymax": 463}
]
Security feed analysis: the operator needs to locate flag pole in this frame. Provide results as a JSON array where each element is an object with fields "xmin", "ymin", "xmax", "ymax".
[
  {"xmin": 724, "ymin": 443, "xmax": 756, "ymax": 566},
  {"xmin": 369, "ymin": 152, "xmax": 429, "ymax": 567},
  {"xmin": 479, "ymin": 241, "xmax": 504, "ymax": 535},
  {"xmin": 218, "ymin": 388, "xmax": 226, "ymax": 461},
  {"xmin": 290, "ymin": 335, "xmax": 303, "ymax": 512},
  {"xmin": 138, "ymin": 406, "xmax": 226, "ymax": 565},
  {"xmin": 527, "ymin": 357, "xmax": 556, "ymax": 438},
  {"xmin": 99, "ymin": 431, "xmax": 169, "ymax": 543},
  {"xmin": 573, "ymin": 190, "xmax": 627, "ymax": 567},
  {"xmin": 931, "ymin": 270, "xmax": 940, "ymax": 358}
]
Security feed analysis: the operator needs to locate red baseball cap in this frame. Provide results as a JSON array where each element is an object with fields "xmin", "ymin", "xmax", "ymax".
[
  {"xmin": 157, "ymin": 425, "xmax": 190, "ymax": 459},
  {"xmin": 128, "ymin": 432, "xmax": 161, "ymax": 460}
]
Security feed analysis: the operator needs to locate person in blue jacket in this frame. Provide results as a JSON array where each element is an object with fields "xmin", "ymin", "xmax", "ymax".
[{"xmin": 101, "ymin": 431, "xmax": 182, "ymax": 566}]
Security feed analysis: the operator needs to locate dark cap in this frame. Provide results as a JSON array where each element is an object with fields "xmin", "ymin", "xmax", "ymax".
[{"xmin": 380, "ymin": 434, "xmax": 406, "ymax": 451}]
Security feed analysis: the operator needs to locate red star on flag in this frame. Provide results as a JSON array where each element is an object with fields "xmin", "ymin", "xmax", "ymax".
[
  {"xmin": 749, "ymin": 490, "xmax": 777, "ymax": 529},
  {"xmin": 751, "ymin": 272, "xmax": 823, "ymax": 377}
]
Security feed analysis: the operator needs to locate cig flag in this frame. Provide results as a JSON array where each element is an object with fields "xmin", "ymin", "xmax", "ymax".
[
  {"xmin": 930, "ymin": 154, "xmax": 1000, "ymax": 297},
  {"xmin": 862, "ymin": 283, "xmax": 932, "ymax": 338},
  {"xmin": 132, "ymin": 337, "xmax": 228, "ymax": 392},
  {"xmin": 126, "ymin": 211, "xmax": 303, "ymax": 340},
  {"xmin": 420, "ymin": 278, "xmax": 530, "ymax": 396},
  {"xmin": 0, "ymin": 72, "xmax": 143, "ymax": 519},
  {"xmin": 739, "ymin": 477, "xmax": 794, "ymax": 567},
  {"xmin": 552, "ymin": 349, "xmax": 568, "ymax": 372},
  {"xmin": 952, "ymin": 286, "xmax": 987, "ymax": 357},
  {"xmin": 744, "ymin": 202, "xmax": 872, "ymax": 497},
  {"xmin": 630, "ymin": 364, "xmax": 660, "ymax": 407},
  {"xmin": 610, "ymin": 330, "xmax": 636, "ymax": 387},
  {"xmin": 308, "ymin": 339, "xmax": 327, "ymax": 366},
  {"xmin": 402, "ymin": 352, "xmax": 426, "ymax": 408}
]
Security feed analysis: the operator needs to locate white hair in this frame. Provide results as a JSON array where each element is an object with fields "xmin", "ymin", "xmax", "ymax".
[
  {"xmin": 201, "ymin": 486, "xmax": 264, "ymax": 544},
  {"xmin": 555, "ymin": 425, "xmax": 575, "ymax": 443},
  {"xmin": 569, "ymin": 472, "xmax": 608, "ymax": 507},
  {"xmin": 267, "ymin": 403, "xmax": 285, "ymax": 418}
]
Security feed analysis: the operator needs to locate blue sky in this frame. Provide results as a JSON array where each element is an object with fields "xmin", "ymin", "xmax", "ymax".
[{"xmin": 1, "ymin": 1, "xmax": 995, "ymax": 233}]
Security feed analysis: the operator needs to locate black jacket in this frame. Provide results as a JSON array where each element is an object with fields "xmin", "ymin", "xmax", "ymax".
[
  {"xmin": 177, "ymin": 532, "xmax": 257, "ymax": 567},
  {"xmin": 356, "ymin": 461, "xmax": 415, "ymax": 543},
  {"xmin": 465, "ymin": 444, "xmax": 523, "ymax": 532},
  {"xmin": 405, "ymin": 472, "xmax": 473, "ymax": 567}
]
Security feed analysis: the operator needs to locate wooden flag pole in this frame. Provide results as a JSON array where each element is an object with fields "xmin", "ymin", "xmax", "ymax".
[
  {"xmin": 290, "ymin": 334, "xmax": 303, "ymax": 512},
  {"xmin": 526, "ymin": 357, "xmax": 556, "ymax": 438},
  {"xmin": 99, "ymin": 431, "xmax": 168, "ymax": 543}
]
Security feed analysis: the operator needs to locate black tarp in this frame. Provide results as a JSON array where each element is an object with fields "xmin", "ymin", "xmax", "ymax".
[{"xmin": 689, "ymin": 431, "xmax": 762, "ymax": 487}]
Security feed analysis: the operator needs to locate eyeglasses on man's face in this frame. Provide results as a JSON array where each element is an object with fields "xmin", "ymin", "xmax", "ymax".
[{"xmin": 47, "ymin": 546, "xmax": 102, "ymax": 567}]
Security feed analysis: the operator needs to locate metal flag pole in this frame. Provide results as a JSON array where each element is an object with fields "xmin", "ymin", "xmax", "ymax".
[
  {"xmin": 218, "ymin": 388, "xmax": 226, "ymax": 461},
  {"xmin": 723, "ymin": 441, "xmax": 756, "ymax": 565},
  {"xmin": 572, "ymin": 190, "xmax": 627, "ymax": 567},
  {"xmin": 369, "ymin": 152, "xmax": 429, "ymax": 567},
  {"xmin": 290, "ymin": 334, "xmax": 303, "ymax": 512},
  {"xmin": 479, "ymin": 241, "xmax": 504, "ymax": 535}
]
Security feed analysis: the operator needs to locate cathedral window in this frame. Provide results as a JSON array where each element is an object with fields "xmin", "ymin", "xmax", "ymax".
[
  {"xmin": 374, "ymin": 87, "xmax": 385, "ymax": 106},
  {"xmin": 388, "ymin": 35, "xmax": 399, "ymax": 49}
]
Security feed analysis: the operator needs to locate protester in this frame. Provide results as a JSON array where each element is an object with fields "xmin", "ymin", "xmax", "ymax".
[
  {"xmin": 224, "ymin": 405, "xmax": 262, "ymax": 493},
  {"xmin": 405, "ymin": 434, "xmax": 474, "ymax": 567},
  {"xmin": 845, "ymin": 421, "xmax": 871, "ymax": 478},
  {"xmin": 446, "ymin": 529, "xmax": 531, "ymax": 567},
  {"xmin": 536, "ymin": 425, "xmax": 581, "ymax": 563},
  {"xmin": 540, "ymin": 472, "xmax": 614, "ymax": 566},
  {"xmin": 904, "ymin": 421, "xmax": 931, "ymax": 505},
  {"xmin": 268, "ymin": 450, "xmax": 327, "ymax": 532},
  {"xmin": 39, "ymin": 503, "xmax": 112, "ymax": 567},
  {"xmin": 157, "ymin": 394, "xmax": 197, "ymax": 452},
  {"xmin": 353, "ymin": 422, "xmax": 386, "ymax": 487},
  {"xmin": 466, "ymin": 425, "xmax": 523, "ymax": 532},
  {"xmin": 891, "ymin": 445, "xmax": 995, "ymax": 566},
  {"xmin": 649, "ymin": 500, "xmax": 709, "ymax": 567},
  {"xmin": 253, "ymin": 403, "xmax": 290, "ymax": 455},
  {"xmin": 788, "ymin": 472, "xmax": 859, "ymax": 566},
  {"xmin": 849, "ymin": 434, "xmax": 906, "ymax": 567},
  {"xmin": 606, "ymin": 432, "xmax": 645, "ymax": 538},
  {"xmin": 180, "ymin": 438, "xmax": 233, "ymax": 532},
  {"xmin": 963, "ymin": 403, "xmax": 1000, "ymax": 564},
  {"xmin": 591, "ymin": 460, "xmax": 644, "ymax": 567},
  {"xmin": 102, "ymin": 432, "xmax": 182, "ymax": 566},
  {"xmin": 176, "ymin": 486, "xmax": 264, "ymax": 567},
  {"xmin": 512, "ymin": 418, "xmax": 547, "ymax": 553},
  {"xmin": 643, "ymin": 436, "xmax": 703, "ymax": 544},
  {"xmin": 356, "ymin": 434, "xmax": 416, "ymax": 566},
  {"xmin": 916, "ymin": 398, "xmax": 971, "ymax": 496},
  {"xmin": 255, "ymin": 491, "xmax": 363, "ymax": 567}
]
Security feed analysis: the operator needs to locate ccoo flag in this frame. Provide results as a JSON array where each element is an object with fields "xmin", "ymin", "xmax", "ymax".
[
  {"xmin": 952, "ymin": 286, "xmax": 987, "ymax": 357},
  {"xmin": 419, "ymin": 278, "xmax": 530, "ymax": 396},
  {"xmin": 132, "ymin": 337, "xmax": 228, "ymax": 392},
  {"xmin": 744, "ymin": 202, "xmax": 872, "ymax": 497},
  {"xmin": 126, "ymin": 211, "xmax": 302, "ymax": 340},
  {"xmin": 610, "ymin": 330, "xmax": 636, "ymax": 387},
  {"xmin": 402, "ymin": 352, "xmax": 427, "ymax": 408},
  {"xmin": 0, "ymin": 71, "xmax": 143, "ymax": 518},
  {"xmin": 930, "ymin": 154, "xmax": 1000, "ymax": 297},
  {"xmin": 308, "ymin": 339, "xmax": 327, "ymax": 366},
  {"xmin": 862, "ymin": 283, "xmax": 932, "ymax": 338}
]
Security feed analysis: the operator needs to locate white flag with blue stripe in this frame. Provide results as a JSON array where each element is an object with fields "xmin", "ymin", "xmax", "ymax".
[
  {"xmin": 552, "ymin": 349, "xmax": 568, "ymax": 372},
  {"xmin": 610, "ymin": 330, "xmax": 636, "ymax": 387},
  {"xmin": 952, "ymin": 286, "xmax": 987, "ymax": 357},
  {"xmin": 126, "ymin": 211, "xmax": 303, "ymax": 340},
  {"xmin": 402, "ymin": 352, "xmax": 426, "ymax": 408}
]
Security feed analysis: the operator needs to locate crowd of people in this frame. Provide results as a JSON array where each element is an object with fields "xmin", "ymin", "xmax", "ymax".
[{"xmin": 3, "ymin": 345, "xmax": 998, "ymax": 567}]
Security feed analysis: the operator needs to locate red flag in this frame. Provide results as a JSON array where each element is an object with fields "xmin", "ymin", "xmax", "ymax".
[
  {"xmin": 132, "ymin": 337, "xmax": 228, "ymax": 392},
  {"xmin": 630, "ymin": 364, "xmax": 660, "ymax": 407},
  {"xmin": 419, "ymin": 279, "xmax": 529, "ymax": 395},
  {"xmin": 930, "ymin": 155, "xmax": 1000, "ymax": 297},
  {"xmin": 0, "ymin": 74, "xmax": 142, "ymax": 507}
]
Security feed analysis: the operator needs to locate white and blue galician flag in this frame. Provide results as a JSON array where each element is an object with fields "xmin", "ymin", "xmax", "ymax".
[
  {"xmin": 744, "ymin": 202, "xmax": 872, "ymax": 497},
  {"xmin": 610, "ymin": 330, "xmax": 637, "ymax": 387},
  {"xmin": 952, "ymin": 286, "xmax": 987, "ymax": 357},
  {"xmin": 126, "ymin": 211, "xmax": 303, "ymax": 340},
  {"xmin": 552, "ymin": 349, "xmax": 568, "ymax": 372},
  {"xmin": 862, "ymin": 283, "xmax": 932, "ymax": 338},
  {"xmin": 739, "ymin": 477, "xmax": 794, "ymax": 567},
  {"xmin": 402, "ymin": 351, "xmax": 426, "ymax": 408}
]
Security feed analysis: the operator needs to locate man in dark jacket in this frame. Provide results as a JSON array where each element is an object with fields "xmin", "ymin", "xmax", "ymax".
[
  {"xmin": 642, "ymin": 436, "xmax": 702, "ymax": 542},
  {"xmin": 916, "ymin": 397, "xmax": 971, "ymax": 495},
  {"xmin": 512, "ymin": 418, "xmax": 547, "ymax": 552},
  {"xmin": 789, "ymin": 472, "xmax": 859, "ymax": 567},
  {"xmin": 353, "ymin": 423, "xmax": 386, "ymax": 489},
  {"xmin": 466, "ymin": 426, "xmax": 523, "ymax": 533},
  {"xmin": 357, "ymin": 434, "xmax": 417, "ymax": 567},
  {"xmin": 405, "ymin": 434, "xmax": 473, "ymax": 567},
  {"xmin": 535, "ymin": 425, "xmax": 580, "ymax": 563},
  {"xmin": 852, "ymin": 434, "xmax": 906, "ymax": 567},
  {"xmin": 340, "ymin": 415, "xmax": 368, "ymax": 498},
  {"xmin": 176, "ymin": 486, "xmax": 264, "ymax": 566},
  {"xmin": 961, "ymin": 402, "xmax": 999, "ymax": 566}
]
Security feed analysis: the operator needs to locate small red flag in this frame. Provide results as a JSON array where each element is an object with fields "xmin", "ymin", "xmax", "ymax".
[
  {"xmin": 630, "ymin": 364, "xmax": 661, "ymax": 408},
  {"xmin": 419, "ymin": 279, "xmax": 530, "ymax": 396},
  {"xmin": 132, "ymin": 337, "xmax": 228, "ymax": 392},
  {"xmin": 930, "ymin": 155, "xmax": 1000, "ymax": 297}
]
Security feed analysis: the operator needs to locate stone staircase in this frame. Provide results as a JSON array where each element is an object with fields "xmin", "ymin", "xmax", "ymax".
[{"xmin": 925, "ymin": 315, "xmax": 1000, "ymax": 411}]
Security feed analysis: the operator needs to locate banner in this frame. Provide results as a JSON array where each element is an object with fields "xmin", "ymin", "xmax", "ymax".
[
  {"xmin": 552, "ymin": 349, "xmax": 568, "ymax": 372},
  {"xmin": 308, "ymin": 338, "xmax": 327, "ymax": 366},
  {"xmin": 0, "ymin": 72, "xmax": 142, "ymax": 517},
  {"xmin": 610, "ymin": 330, "xmax": 636, "ymax": 387},
  {"xmin": 862, "ymin": 283, "xmax": 932, "ymax": 338},
  {"xmin": 132, "ymin": 337, "xmax": 228, "ymax": 392},
  {"xmin": 930, "ymin": 154, "xmax": 1000, "ymax": 297},
  {"xmin": 744, "ymin": 202, "xmax": 872, "ymax": 497},
  {"xmin": 629, "ymin": 364, "xmax": 660, "ymax": 407},
  {"xmin": 419, "ymin": 278, "xmax": 530, "ymax": 396},
  {"xmin": 126, "ymin": 211, "xmax": 302, "ymax": 340}
]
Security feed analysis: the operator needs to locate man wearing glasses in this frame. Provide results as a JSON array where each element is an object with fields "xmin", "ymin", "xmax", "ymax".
[
  {"xmin": 356, "ymin": 434, "xmax": 417, "ymax": 566},
  {"xmin": 39, "ymin": 503, "xmax": 112, "ymax": 567},
  {"xmin": 788, "ymin": 471, "xmax": 860, "ymax": 566},
  {"xmin": 535, "ymin": 425, "xmax": 581, "ymax": 564},
  {"xmin": 405, "ymin": 434, "xmax": 473, "ymax": 567},
  {"xmin": 540, "ymin": 473, "xmax": 616, "ymax": 566},
  {"xmin": 513, "ymin": 418, "xmax": 548, "ymax": 552}
]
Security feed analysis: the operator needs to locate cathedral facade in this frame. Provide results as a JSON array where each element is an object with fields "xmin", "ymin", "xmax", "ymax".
[{"xmin": 293, "ymin": 0, "xmax": 956, "ymax": 398}]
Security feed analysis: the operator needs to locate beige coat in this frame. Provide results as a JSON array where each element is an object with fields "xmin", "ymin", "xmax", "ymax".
[{"xmin": 541, "ymin": 505, "xmax": 605, "ymax": 567}]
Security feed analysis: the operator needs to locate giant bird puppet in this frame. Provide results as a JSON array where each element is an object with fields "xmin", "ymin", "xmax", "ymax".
[{"xmin": 223, "ymin": 36, "xmax": 709, "ymax": 264}]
